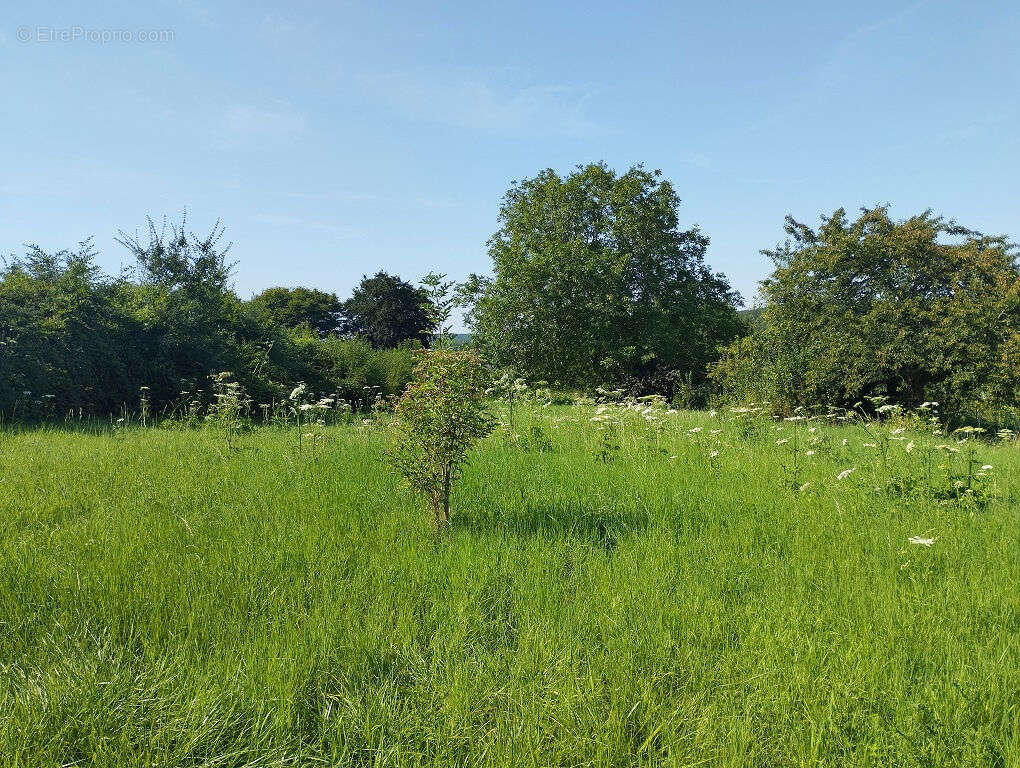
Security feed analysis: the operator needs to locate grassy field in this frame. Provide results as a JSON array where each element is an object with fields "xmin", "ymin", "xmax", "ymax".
[{"xmin": 2, "ymin": 404, "xmax": 1019, "ymax": 766}]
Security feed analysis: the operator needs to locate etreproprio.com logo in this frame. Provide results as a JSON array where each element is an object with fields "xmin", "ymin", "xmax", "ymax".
[{"xmin": 16, "ymin": 26, "xmax": 175, "ymax": 43}]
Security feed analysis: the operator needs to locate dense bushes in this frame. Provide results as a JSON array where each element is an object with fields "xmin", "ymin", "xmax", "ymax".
[
  {"xmin": 0, "ymin": 222, "xmax": 414, "ymax": 421},
  {"xmin": 711, "ymin": 208, "xmax": 1020, "ymax": 415},
  {"xmin": 5, "ymin": 200, "xmax": 1020, "ymax": 423},
  {"xmin": 0, "ymin": 242, "xmax": 147, "ymax": 418}
]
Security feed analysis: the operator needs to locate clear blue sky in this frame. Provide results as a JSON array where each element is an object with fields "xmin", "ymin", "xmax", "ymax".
[{"xmin": 3, "ymin": 0, "xmax": 1018, "ymax": 321}]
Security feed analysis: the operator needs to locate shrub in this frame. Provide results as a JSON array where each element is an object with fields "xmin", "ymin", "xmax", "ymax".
[
  {"xmin": 387, "ymin": 350, "xmax": 493, "ymax": 530},
  {"xmin": 711, "ymin": 207, "xmax": 1020, "ymax": 414}
]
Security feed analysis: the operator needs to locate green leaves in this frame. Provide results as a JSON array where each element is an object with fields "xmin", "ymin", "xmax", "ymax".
[
  {"xmin": 713, "ymin": 207, "xmax": 1020, "ymax": 413},
  {"xmin": 247, "ymin": 286, "xmax": 343, "ymax": 337},
  {"xmin": 341, "ymin": 271, "xmax": 433, "ymax": 349},
  {"xmin": 387, "ymin": 350, "xmax": 494, "ymax": 530},
  {"xmin": 470, "ymin": 163, "xmax": 741, "ymax": 394}
]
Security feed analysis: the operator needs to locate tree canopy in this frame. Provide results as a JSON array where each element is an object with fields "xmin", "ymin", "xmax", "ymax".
[
  {"xmin": 0, "ymin": 218, "xmax": 416, "ymax": 420},
  {"xmin": 467, "ymin": 163, "xmax": 743, "ymax": 393},
  {"xmin": 710, "ymin": 207, "xmax": 1020, "ymax": 411},
  {"xmin": 248, "ymin": 286, "xmax": 342, "ymax": 337},
  {"xmin": 341, "ymin": 271, "xmax": 434, "ymax": 349}
]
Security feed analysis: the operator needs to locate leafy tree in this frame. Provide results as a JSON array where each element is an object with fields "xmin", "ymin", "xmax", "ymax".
[
  {"xmin": 467, "ymin": 163, "xmax": 742, "ymax": 393},
  {"xmin": 116, "ymin": 215, "xmax": 241, "ymax": 404},
  {"xmin": 0, "ymin": 241, "xmax": 143, "ymax": 415},
  {"xmin": 341, "ymin": 271, "xmax": 433, "ymax": 348},
  {"xmin": 0, "ymin": 216, "xmax": 420, "ymax": 422},
  {"xmin": 387, "ymin": 350, "xmax": 493, "ymax": 531},
  {"xmin": 710, "ymin": 207, "xmax": 1020, "ymax": 412},
  {"xmin": 420, "ymin": 271, "xmax": 456, "ymax": 349},
  {"xmin": 247, "ymin": 286, "xmax": 342, "ymax": 336}
]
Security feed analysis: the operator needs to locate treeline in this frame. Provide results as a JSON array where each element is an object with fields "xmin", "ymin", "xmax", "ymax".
[
  {"xmin": 0, "ymin": 219, "xmax": 427, "ymax": 420},
  {"xmin": 2, "ymin": 163, "xmax": 1018, "ymax": 422}
]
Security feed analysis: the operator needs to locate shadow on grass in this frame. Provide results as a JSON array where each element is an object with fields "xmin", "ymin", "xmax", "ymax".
[{"xmin": 455, "ymin": 499, "xmax": 649, "ymax": 549}]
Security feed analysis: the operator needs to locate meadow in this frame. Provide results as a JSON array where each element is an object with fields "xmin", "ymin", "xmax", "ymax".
[{"xmin": 2, "ymin": 401, "xmax": 1019, "ymax": 766}]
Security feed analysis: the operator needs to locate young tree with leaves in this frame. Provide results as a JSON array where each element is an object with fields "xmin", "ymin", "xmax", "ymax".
[
  {"xmin": 420, "ymin": 271, "xmax": 456, "ymax": 350},
  {"xmin": 387, "ymin": 350, "xmax": 493, "ymax": 531}
]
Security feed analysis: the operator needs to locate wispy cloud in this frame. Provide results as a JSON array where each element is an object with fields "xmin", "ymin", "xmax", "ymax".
[
  {"xmin": 166, "ymin": 0, "xmax": 216, "ymax": 27},
  {"xmin": 361, "ymin": 70, "xmax": 607, "ymax": 138},
  {"xmin": 816, "ymin": 0, "xmax": 931, "ymax": 82},
  {"xmin": 256, "ymin": 12, "xmax": 303, "ymax": 37},
  {"xmin": 223, "ymin": 104, "xmax": 306, "ymax": 138},
  {"xmin": 677, "ymin": 151, "xmax": 712, "ymax": 169},
  {"xmin": 251, "ymin": 213, "xmax": 359, "ymax": 238}
]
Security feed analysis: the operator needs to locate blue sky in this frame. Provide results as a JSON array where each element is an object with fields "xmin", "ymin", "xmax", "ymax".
[{"xmin": 2, "ymin": 0, "xmax": 1018, "ymax": 322}]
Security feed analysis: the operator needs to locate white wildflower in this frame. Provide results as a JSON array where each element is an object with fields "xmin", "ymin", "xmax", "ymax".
[
  {"xmin": 907, "ymin": 536, "xmax": 935, "ymax": 547},
  {"xmin": 837, "ymin": 467, "xmax": 857, "ymax": 480}
]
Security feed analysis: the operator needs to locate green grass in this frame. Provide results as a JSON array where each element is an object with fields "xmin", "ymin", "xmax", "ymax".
[{"xmin": 2, "ymin": 405, "xmax": 1019, "ymax": 766}]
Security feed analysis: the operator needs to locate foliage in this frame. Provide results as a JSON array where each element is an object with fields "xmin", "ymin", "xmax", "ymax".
[
  {"xmin": 206, "ymin": 372, "xmax": 251, "ymax": 448},
  {"xmin": 419, "ymin": 271, "xmax": 456, "ymax": 350},
  {"xmin": 0, "ymin": 241, "xmax": 146, "ymax": 417},
  {"xmin": 467, "ymin": 163, "xmax": 743, "ymax": 394},
  {"xmin": 115, "ymin": 215, "xmax": 243, "ymax": 407},
  {"xmin": 486, "ymin": 369, "xmax": 531, "ymax": 433},
  {"xmin": 341, "ymin": 271, "xmax": 434, "ymax": 349},
  {"xmin": 0, "ymin": 219, "xmax": 416, "ymax": 421},
  {"xmin": 247, "ymin": 286, "xmax": 342, "ymax": 337},
  {"xmin": 387, "ymin": 350, "xmax": 493, "ymax": 530},
  {"xmin": 711, "ymin": 207, "xmax": 1020, "ymax": 413}
]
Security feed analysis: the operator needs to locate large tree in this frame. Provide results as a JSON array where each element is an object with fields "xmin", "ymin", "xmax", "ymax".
[
  {"xmin": 341, "ymin": 271, "xmax": 434, "ymax": 348},
  {"xmin": 710, "ymin": 207, "xmax": 1020, "ymax": 411},
  {"xmin": 467, "ymin": 163, "xmax": 742, "ymax": 390},
  {"xmin": 247, "ymin": 286, "xmax": 342, "ymax": 336}
]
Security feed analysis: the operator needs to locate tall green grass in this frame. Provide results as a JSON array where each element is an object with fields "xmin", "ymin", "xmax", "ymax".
[{"xmin": 1, "ymin": 405, "xmax": 1018, "ymax": 766}]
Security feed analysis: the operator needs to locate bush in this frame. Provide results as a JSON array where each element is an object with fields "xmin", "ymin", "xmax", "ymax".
[
  {"xmin": 711, "ymin": 208, "xmax": 1020, "ymax": 415},
  {"xmin": 387, "ymin": 350, "xmax": 494, "ymax": 530},
  {"xmin": 0, "ymin": 220, "xmax": 419, "ymax": 422}
]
